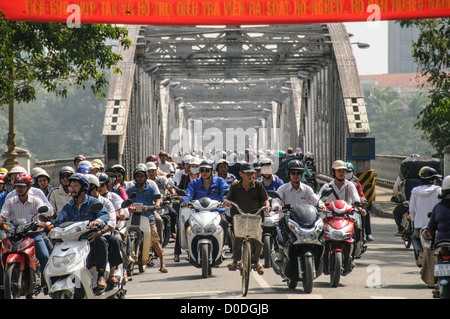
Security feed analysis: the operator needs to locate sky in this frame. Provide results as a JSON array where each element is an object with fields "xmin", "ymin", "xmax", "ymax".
[{"xmin": 344, "ymin": 21, "xmax": 388, "ymax": 76}]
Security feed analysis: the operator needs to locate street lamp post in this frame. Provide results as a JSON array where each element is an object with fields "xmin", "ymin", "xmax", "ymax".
[{"xmin": 3, "ymin": 67, "xmax": 19, "ymax": 170}]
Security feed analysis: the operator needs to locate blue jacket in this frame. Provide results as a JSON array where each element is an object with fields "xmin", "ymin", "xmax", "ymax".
[
  {"xmin": 183, "ymin": 177, "xmax": 229, "ymax": 212},
  {"xmin": 126, "ymin": 182, "xmax": 160, "ymax": 222},
  {"xmin": 54, "ymin": 194, "xmax": 109, "ymax": 228}
]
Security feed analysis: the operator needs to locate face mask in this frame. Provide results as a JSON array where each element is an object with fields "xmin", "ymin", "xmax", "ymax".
[
  {"xmin": 261, "ymin": 166, "xmax": 272, "ymax": 175},
  {"xmin": 345, "ymin": 172, "xmax": 353, "ymax": 180},
  {"xmin": 190, "ymin": 167, "xmax": 200, "ymax": 174}
]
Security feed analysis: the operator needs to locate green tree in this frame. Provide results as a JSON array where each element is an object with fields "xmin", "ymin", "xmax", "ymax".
[
  {"xmin": 398, "ymin": 19, "xmax": 450, "ymax": 157},
  {"xmin": 0, "ymin": 12, "xmax": 130, "ymax": 168}
]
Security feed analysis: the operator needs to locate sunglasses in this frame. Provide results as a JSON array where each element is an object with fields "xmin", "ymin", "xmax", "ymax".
[
  {"xmin": 290, "ymin": 171, "xmax": 302, "ymax": 176},
  {"xmin": 60, "ymin": 174, "xmax": 72, "ymax": 179},
  {"xmin": 199, "ymin": 168, "xmax": 211, "ymax": 173}
]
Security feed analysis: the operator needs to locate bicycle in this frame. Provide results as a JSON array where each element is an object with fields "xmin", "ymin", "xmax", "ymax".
[{"xmin": 227, "ymin": 201, "xmax": 267, "ymax": 297}]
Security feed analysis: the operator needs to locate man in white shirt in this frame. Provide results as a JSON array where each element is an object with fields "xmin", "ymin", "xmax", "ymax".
[
  {"xmin": 272, "ymin": 160, "xmax": 324, "ymax": 211},
  {"xmin": 318, "ymin": 160, "xmax": 362, "ymax": 206},
  {"xmin": 158, "ymin": 151, "xmax": 175, "ymax": 175}
]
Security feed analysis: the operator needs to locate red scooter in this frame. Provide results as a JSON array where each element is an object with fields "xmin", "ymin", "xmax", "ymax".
[
  {"xmin": 1, "ymin": 206, "xmax": 49, "ymax": 299},
  {"xmin": 322, "ymin": 200, "xmax": 357, "ymax": 287}
]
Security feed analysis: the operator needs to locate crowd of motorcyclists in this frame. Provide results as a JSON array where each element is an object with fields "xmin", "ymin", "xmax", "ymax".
[{"xmin": 0, "ymin": 148, "xmax": 449, "ymax": 299}]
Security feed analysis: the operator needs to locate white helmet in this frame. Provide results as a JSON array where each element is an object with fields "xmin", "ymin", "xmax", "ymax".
[
  {"xmin": 189, "ymin": 157, "xmax": 201, "ymax": 166},
  {"xmin": 442, "ymin": 175, "xmax": 450, "ymax": 192},
  {"xmin": 146, "ymin": 162, "xmax": 158, "ymax": 170},
  {"xmin": 78, "ymin": 160, "xmax": 92, "ymax": 168},
  {"xmin": 85, "ymin": 174, "xmax": 100, "ymax": 188},
  {"xmin": 9, "ymin": 166, "xmax": 27, "ymax": 174}
]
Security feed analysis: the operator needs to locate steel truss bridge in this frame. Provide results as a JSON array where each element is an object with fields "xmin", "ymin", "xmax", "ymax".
[{"xmin": 102, "ymin": 23, "xmax": 371, "ymax": 177}]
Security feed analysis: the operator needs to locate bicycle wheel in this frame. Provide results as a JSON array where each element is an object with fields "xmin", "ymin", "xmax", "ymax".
[{"xmin": 241, "ymin": 240, "xmax": 251, "ymax": 297}]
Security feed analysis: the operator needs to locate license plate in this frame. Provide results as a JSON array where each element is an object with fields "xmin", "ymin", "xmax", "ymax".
[{"xmin": 434, "ymin": 264, "xmax": 450, "ymax": 277}]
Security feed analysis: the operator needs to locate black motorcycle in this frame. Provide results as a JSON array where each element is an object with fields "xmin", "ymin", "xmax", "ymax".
[{"xmin": 268, "ymin": 190, "xmax": 329, "ymax": 294}]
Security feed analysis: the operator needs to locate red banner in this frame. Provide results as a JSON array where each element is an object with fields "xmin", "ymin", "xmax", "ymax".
[{"xmin": 0, "ymin": 0, "xmax": 449, "ymax": 25}]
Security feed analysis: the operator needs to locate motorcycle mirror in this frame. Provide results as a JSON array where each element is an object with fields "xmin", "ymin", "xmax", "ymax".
[
  {"xmin": 428, "ymin": 212, "xmax": 432, "ymax": 218},
  {"xmin": 320, "ymin": 187, "xmax": 333, "ymax": 199},
  {"xmin": 152, "ymin": 193, "xmax": 162, "ymax": 200},
  {"xmin": 121, "ymin": 199, "xmax": 132, "ymax": 208},
  {"xmin": 176, "ymin": 189, "xmax": 187, "ymax": 196},
  {"xmin": 90, "ymin": 202, "xmax": 104, "ymax": 213},
  {"xmin": 38, "ymin": 214, "xmax": 50, "ymax": 222},
  {"xmin": 390, "ymin": 196, "xmax": 399, "ymax": 203},
  {"xmin": 38, "ymin": 206, "xmax": 49, "ymax": 214},
  {"xmin": 128, "ymin": 192, "xmax": 137, "ymax": 200},
  {"xmin": 267, "ymin": 190, "xmax": 281, "ymax": 199}
]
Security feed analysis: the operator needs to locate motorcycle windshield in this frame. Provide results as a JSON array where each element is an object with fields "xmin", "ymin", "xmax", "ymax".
[{"xmin": 288, "ymin": 204, "xmax": 318, "ymax": 229}]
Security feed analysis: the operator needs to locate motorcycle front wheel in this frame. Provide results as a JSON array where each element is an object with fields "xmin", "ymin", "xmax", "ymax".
[
  {"xmin": 330, "ymin": 251, "xmax": 342, "ymax": 288},
  {"xmin": 51, "ymin": 290, "xmax": 74, "ymax": 299},
  {"xmin": 201, "ymin": 243, "xmax": 210, "ymax": 278},
  {"xmin": 263, "ymin": 235, "xmax": 272, "ymax": 268},
  {"xmin": 302, "ymin": 256, "xmax": 314, "ymax": 294},
  {"xmin": 4, "ymin": 263, "xmax": 22, "ymax": 299}
]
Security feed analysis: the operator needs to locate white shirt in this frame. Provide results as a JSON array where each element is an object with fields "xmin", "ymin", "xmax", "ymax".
[
  {"xmin": 94, "ymin": 195, "xmax": 116, "ymax": 230},
  {"xmin": 6, "ymin": 187, "xmax": 54, "ymax": 214},
  {"xmin": 102, "ymin": 191, "xmax": 129, "ymax": 231},
  {"xmin": 409, "ymin": 184, "xmax": 441, "ymax": 228},
  {"xmin": 319, "ymin": 180, "xmax": 360, "ymax": 205},
  {"xmin": 1, "ymin": 194, "xmax": 45, "ymax": 223},
  {"xmin": 272, "ymin": 182, "xmax": 323, "ymax": 209},
  {"xmin": 159, "ymin": 161, "xmax": 174, "ymax": 174},
  {"xmin": 173, "ymin": 169, "xmax": 185, "ymax": 186}
]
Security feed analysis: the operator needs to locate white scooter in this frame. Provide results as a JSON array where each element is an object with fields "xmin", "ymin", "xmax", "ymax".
[
  {"xmin": 177, "ymin": 189, "xmax": 225, "ymax": 278},
  {"xmin": 43, "ymin": 203, "xmax": 127, "ymax": 299}
]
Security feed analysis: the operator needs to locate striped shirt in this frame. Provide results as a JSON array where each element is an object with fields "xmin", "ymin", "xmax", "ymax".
[{"xmin": 1, "ymin": 194, "xmax": 45, "ymax": 223}]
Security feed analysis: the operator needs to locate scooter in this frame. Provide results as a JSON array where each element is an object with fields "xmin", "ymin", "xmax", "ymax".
[
  {"xmin": 268, "ymin": 190, "xmax": 327, "ymax": 294},
  {"xmin": 0, "ymin": 206, "xmax": 49, "ymax": 299},
  {"xmin": 433, "ymin": 238, "xmax": 450, "ymax": 299},
  {"xmin": 177, "ymin": 189, "xmax": 225, "ymax": 278},
  {"xmin": 43, "ymin": 202, "xmax": 127, "ymax": 299},
  {"xmin": 322, "ymin": 199, "xmax": 360, "ymax": 287},
  {"xmin": 261, "ymin": 210, "xmax": 280, "ymax": 268},
  {"xmin": 126, "ymin": 193, "xmax": 161, "ymax": 275}
]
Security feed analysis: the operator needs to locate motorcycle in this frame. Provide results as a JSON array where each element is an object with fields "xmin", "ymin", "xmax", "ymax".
[
  {"xmin": 433, "ymin": 238, "xmax": 450, "ymax": 299},
  {"xmin": 261, "ymin": 210, "xmax": 280, "ymax": 268},
  {"xmin": 267, "ymin": 190, "xmax": 328, "ymax": 294},
  {"xmin": 126, "ymin": 193, "xmax": 161, "ymax": 275},
  {"xmin": 0, "ymin": 206, "xmax": 49, "ymax": 299},
  {"xmin": 43, "ymin": 202, "xmax": 127, "ymax": 299},
  {"xmin": 322, "ymin": 199, "xmax": 363, "ymax": 287},
  {"xmin": 391, "ymin": 195, "xmax": 413, "ymax": 249},
  {"xmin": 177, "ymin": 189, "xmax": 225, "ymax": 278}
]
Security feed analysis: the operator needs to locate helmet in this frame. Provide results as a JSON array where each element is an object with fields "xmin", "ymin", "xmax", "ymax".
[
  {"xmin": 69, "ymin": 173, "xmax": 90, "ymax": 189},
  {"xmin": 74, "ymin": 155, "xmax": 86, "ymax": 163},
  {"xmin": 59, "ymin": 166, "xmax": 75, "ymax": 176},
  {"xmin": 345, "ymin": 162, "xmax": 355, "ymax": 172},
  {"xmin": 78, "ymin": 160, "xmax": 92, "ymax": 168},
  {"xmin": 199, "ymin": 160, "xmax": 213, "ymax": 169},
  {"xmin": 286, "ymin": 159, "xmax": 304, "ymax": 174},
  {"xmin": 14, "ymin": 173, "xmax": 33, "ymax": 186},
  {"xmin": 77, "ymin": 165, "xmax": 92, "ymax": 174},
  {"xmin": 419, "ymin": 166, "xmax": 441, "ymax": 179},
  {"xmin": 252, "ymin": 160, "xmax": 261, "ymax": 170},
  {"xmin": 146, "ymin": 162, "xmax": 158, "ymax": 170},
  {"xmin": 159, "ymin": 151, "xmax": 168, "ymax": 157},
  {"xmin": 260, "ymin": 157, "xmax": 273, "ymax": 166},
  {"xmin": 332, "ymin": 160, "xmax": 347, "ymax": 171},
  {"xmin": 189, "ymin": 157, "xmax": 201, "ymax": 166},
  {"xmin": 182, "ymin": 154, "xmax": 193, "ymax": 164},
  {"xmin": 85, "ymin": 174, "xmax": 100, "ymax": 188},
  {"xmin": 441, "ymin": 175, "xmax": 450, "ymax": 192},
  {"xmin": 35, "ymin": 170, "xmax": 51, "ymax": 181},
  {"xmin": 91, "ymin": 159, "xmax": 104, "ymax": 169},
  {"xmin": 215, "ymin": 159, "xmax": 228, "ymax": 169},
  {"xmin": 0, "ymin": 174, "xmax": 5, "ymax": 184},
  {"xmin": 111, "ymin": 164, "xmax": 125, "ymax": 175},
  {"xmin": 9, "ymin": 166, "xmax": 27, "ymax": 174},
  {"xmin": 146, "ymin": 155, "xmax": 158, "ymax": 163},
  {"xmin": 0, "ymin": 168, "xmax": 8, "ymax": 174},
  {"xmin": 133, "ymin": 165, "xmax": 147, "ymax": 178},
  {"xmin": 96, "ymin": 172, "xmax": 110, "ymax": 187}
]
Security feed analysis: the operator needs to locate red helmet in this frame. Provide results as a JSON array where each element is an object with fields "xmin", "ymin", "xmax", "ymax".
[
  {"xmin": 14, "ymin": 173, "xmax": 33, "ymax": 186},
  {"xmin": 158, "ymin": 151, "xmax": 168, "ymax": 157},
  {"xmin": 0, "ymin": 174, "xmax": 5, "ymax": 184},
  {"xmin": 146, "ymin": 155, "xmax": 158, "ymax": 163}
]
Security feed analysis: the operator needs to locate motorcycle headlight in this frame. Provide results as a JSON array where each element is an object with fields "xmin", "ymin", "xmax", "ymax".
[
  {"xmin": 204, "ymin": 222, "xmax": 218, "ymax": 235},
  {"xmin": 49, "ymin": 226, "xmax": 83, "ymax": 239},
  {"xmin": 52, "ymin": 253, "xmax": 75, "ymax": 268}
]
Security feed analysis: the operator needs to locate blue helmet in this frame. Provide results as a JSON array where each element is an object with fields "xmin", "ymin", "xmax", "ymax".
[
  {"xmin": 68, "ymin": 173, "xmax": 90, "ymax": 189},
  {"xmin": 77, "ymin": 165, "xmax": 92, "ymax": 174},
  {"xmin": 345, "ymin": 162, "xmax": 355, "ymax": 172}
]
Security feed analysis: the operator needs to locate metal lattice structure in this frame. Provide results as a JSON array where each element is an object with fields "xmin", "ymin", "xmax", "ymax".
[{"xmin": 102, "ymin": 24, "xmax": 370, "ymax": 178}]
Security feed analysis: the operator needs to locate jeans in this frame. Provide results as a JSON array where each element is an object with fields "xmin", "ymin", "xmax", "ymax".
[{"xmin": 412, "ymin": 228, "xmax": 422, "ymax": 260}]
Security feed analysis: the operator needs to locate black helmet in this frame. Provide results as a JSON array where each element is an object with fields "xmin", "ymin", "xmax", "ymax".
[
  {"xmin": 199, "ymin": 160, "xmax": 213, "ymax": 169},
  {"xmin": 419, "ymin": 166, "xmax": 441, "ymax": 180},
  {"xmin": 286, "ymin": 159, "xmax": 304, "ymax": 174},
  {"xmin": 59, "ymin": 166, "xmax": 75, "ymax": 177},
  {"xmin": 96, "ymin": 172, "xmax": 110, "ymax": 187}
]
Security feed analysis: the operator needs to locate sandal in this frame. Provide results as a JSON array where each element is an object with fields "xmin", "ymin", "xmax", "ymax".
[
  {"xmin": 174, "ymin": 255, "xmax": 180, "ymax": 262},
  {"xmin": 227, "ymin": 262, "xmax": 238, "ymax": 271},
  {"xmin": 108, "ymin": 276, "xmax": 120, "ymax": 286},
  {"xmin": 255, "ymin": 263, "xmax": 264, "ymax": 275},
  {"xmin": 159, "ymin": 267, "xmax": 168, "ymax": 273}
]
